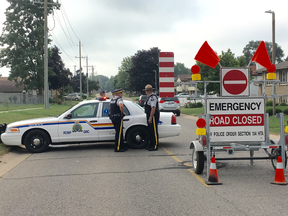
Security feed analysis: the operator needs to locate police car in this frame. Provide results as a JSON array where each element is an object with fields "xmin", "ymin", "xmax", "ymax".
[{"xmin": 0, "ymin": 98, "xmax": 181, "ymax": 153}]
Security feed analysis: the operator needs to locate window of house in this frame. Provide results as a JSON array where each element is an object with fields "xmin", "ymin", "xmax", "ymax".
[{"xmin": 279, "ymin": 70, "xmax": 287, "ymax": 82}]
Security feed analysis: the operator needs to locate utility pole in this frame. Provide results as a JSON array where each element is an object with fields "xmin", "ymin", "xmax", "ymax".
[
  {"xmin": 75, "ymin": 41, "xmax": 85, "ymax": 100},
  {"xmin": 34, "ymin": 0, "xmax": 60, "ymax": 109},
  {"xmin": 44, "ymin": 0, "xmax": 48, "ymax": 109},
  {"xmin": 86, "ymin": 56, "xmax": 89, "ymax": 96},
  {"xmin": 92, "ymin": 66, "xmax": 95, "ymax": 81}
]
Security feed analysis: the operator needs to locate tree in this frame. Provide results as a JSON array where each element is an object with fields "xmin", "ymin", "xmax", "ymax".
[
  {"xmin": 0, "ymin": 0, "xmax": 53, "ymax": 94},
  {"xmin": 197, "ymin": 49, "xmax": 247, "ymax": 95},
  {"xmin": 95, "ymin": 75, "xmax": 109, "ymax": 91},
  {"xmin": 174, "ymin": 62, "xmax": 190, "ymax": 77},
  {"xmin": 115, "ymin": 56, "xmax": 132, "ymax": 90},
  {"xmin": 70, "ymin": 71, "xmax": 86, "ymax": 93},
  {"xmin": 127, "ymin": 47, "xmax": 160, "ymax": 93},
  {"xmin": 104, "ymin": 76, "xmax": 116, "ymax": 91},
  {"xmin": 48, "ymin": 46, "xmax": 72, "ymax": 98},
  {"xmin": 242, "ymin": 40, "xmax": 284, "ymax": 65},
  {"xmin": 88, "ymin": 79, "xmax": 100, "ymax": 92}
]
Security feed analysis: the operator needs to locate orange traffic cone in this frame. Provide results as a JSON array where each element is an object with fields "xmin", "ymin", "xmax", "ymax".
[
  {"xmin": 205, "ymin": 156, "xmax": 222, "ymax": 185},
  {"xmin": 271, "ymin": 156, "xmax": 288, "ymax": 185}
]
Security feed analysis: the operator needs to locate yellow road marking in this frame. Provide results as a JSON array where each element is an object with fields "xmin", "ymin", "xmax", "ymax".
[{"xmin": 162, "ymin": 146, "xmax": 211, "ymax": 187}]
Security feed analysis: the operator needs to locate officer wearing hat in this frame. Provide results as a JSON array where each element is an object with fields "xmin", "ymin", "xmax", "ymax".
[
  {"xmin": 144, "ymin": 84, "xmax": 159, "ymax": 151},
  {"xmin": 109, "ymin": 89, "xmax": 126, "ymax": 152},
  {"xmin": 97, "ymin": 90, "xmax": 109, "ymax": 100}
]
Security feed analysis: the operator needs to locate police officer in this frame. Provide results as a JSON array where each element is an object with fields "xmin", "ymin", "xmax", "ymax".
[
  {"xmin": 144, "ymin": 84, "xmax": 159, "ymax": 151},
  {"xmin": 109, "ymin": 89, "xmax": 126, "ymax": 152},
  {"xmin": 97, "ymin": 90, "xmax": 110, "ymax": 100}
]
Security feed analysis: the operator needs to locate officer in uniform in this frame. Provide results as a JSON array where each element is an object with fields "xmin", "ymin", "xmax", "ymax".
[
  {"xmin": 97, "ymin": 90, "xmax": 109, "ymax": 100},
  {"xmin": 109, "ymin": 89, "xmax": 126, "ymax": 152},
  {"xmin": 144, "ymin": 84, "xmax": 159, "ymax": 151}
]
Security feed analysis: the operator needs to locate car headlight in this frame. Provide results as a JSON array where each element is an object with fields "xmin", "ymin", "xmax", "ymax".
[{"xmin": 8, "ymin": 127, "xmax": 20, "ymax": 133}]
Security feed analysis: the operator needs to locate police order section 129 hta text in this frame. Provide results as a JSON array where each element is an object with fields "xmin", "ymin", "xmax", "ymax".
[{"xmin": 206, "ymin": 97, "xmax": 265, "ymax": 142}]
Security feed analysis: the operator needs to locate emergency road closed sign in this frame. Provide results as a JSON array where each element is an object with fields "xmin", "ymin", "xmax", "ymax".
[{"xmin": 206, "ymin": 97, "xmax": 265, "ymax": 142}]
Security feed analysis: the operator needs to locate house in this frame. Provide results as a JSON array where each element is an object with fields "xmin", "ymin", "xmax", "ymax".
[
  {"xmin": 254, "ymin": 61, "xmax": 288, "ymax": 103},
  {"xmin": 0, "ymin": 77, "xmax": 24, "ymax": 93},
  {"xmin": 250, "ymin": 65, "xmax": 263, "ymax": 96},
  {"xmin": 174, "ymin": 74, "xmax": 196, "ymax": 94}
]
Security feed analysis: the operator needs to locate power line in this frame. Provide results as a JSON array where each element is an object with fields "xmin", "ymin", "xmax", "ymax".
[
  {"xmin": 50, "ymin": 31, "xmax": 77, "ymax": 64},
  {"xmin": 53, "ymin": 10, "xmax": 78, "ymax": 55},
  {"xmin": 59, "ymin": 0, "xmax": 80, "ymax": 41}
]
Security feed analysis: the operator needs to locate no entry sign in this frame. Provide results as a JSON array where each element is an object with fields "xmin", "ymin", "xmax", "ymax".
[
  {"xmin": 206, "ymin": 97, "xmax": 265, "ymax": 142},
  {"xmin": 221, "ymin": 68, "xmax": 249, "ymax": 97}
]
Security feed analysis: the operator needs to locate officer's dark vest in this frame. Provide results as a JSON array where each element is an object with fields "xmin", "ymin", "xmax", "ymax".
[
  {"xmin": 110, "ymin": 97, "xmax": 121, "ymax": 115},
  {"xmin": 144, "ymin": 94, "xmax": 159, "ymax": 119}
]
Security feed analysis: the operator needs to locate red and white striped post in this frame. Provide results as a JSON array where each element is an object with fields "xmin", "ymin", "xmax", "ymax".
[{"xmin": 159, "ymin": 52, "xmax": 174, "ymax": 98}]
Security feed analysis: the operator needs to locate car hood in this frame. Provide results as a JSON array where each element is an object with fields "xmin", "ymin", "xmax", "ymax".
[{"xmin": 7, "ymin": 117, "xmax": 58, "ymax": 128}]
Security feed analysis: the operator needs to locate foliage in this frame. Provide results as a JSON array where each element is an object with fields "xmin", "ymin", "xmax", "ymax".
[
  {"xmin": 115, "ymin": 56, "xmax": 132, "ymax": 90},
  {"xmin": 242, "ymin": 40, "xmax": 284, "ymax": 65},
  {"xmin": 64, "ymin": 86, "xmax": 73, "ymax": 94},
  {"xmin": 266, "ymin": 100, "xmax": 273, "ymax": 106},
  {"xmin": 174, "ymin": 62, "xmax": 190, "ymax": 77},
  {"xmin": 88, "ymin": 79, "xmax": 100, "ymax": 93},
  {"xmin": 266, "ymin": 108, "xmax": 282, "ymax": 116},
  {"xmin": 95, "ymin": 75, "xmax": 109, "ymax": 90},
  {"xmin": 196, "ymin": 102, "xmax": 203, "ymax": 108},
  {"xmin": 70, "ymin": 71, "xmax": 86, "ymax": 93},
  {"xmin": 278, "ymin": 102, "xmax": 287, "ymax": 106},
  {"xmin": 127, "ymin": 47, "xmax": 160, "ymax": 93},
  {"xmin": 48, "ymin": 46, "xmax": 72, "ymax": 98},
  {"xmin": 0, "ymin": 0, "xmax": 54, "ymax": 94},
  {"xmin": 104, "ymin": 76, "xmax": 116, "ymax": 91},
  {"xmin": 283, "ymin": 108, "xmax": 288, "ymax": 115}
]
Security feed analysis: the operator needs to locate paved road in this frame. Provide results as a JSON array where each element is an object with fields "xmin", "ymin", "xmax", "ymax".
[{"xmin": 0, "ymin": 114, "xmax": 287, "ymax": 215}]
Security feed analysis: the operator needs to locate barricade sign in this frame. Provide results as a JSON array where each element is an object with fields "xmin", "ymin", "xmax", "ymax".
[{"xmin": 207, "ymin": 97, "xmax": 265, "ymax": 142}]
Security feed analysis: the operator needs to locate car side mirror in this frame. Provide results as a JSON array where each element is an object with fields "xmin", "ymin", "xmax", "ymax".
[{"xmin": 65, "ymin": 113, "xmax": 72, "ymax": 119}]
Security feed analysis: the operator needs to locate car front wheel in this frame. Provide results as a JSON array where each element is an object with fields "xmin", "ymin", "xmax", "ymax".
[
  {"xmin": 24, "ymin": 129, "xmax": 50, "ymax": 153},
  {"xmin": 126, "ymin": 126, "xmax": 149, "ymax": 149}
]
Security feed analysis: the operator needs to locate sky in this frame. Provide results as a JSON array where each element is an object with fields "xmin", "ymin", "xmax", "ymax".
[{"xmin": 1, "ymin": 0, "xmax": 288, "ymax": 78}]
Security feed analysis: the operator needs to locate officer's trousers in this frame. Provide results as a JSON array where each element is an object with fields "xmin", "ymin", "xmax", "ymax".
[
  {"xmin": 147, "ymin": 116, "xmax": 159, "ymax": 150},
  {"xmin": 111, "ymin": 116, "xmax": 124, "ymax": 151}
]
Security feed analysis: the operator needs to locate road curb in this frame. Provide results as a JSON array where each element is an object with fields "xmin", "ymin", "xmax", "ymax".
[{"xmin": 0, "ymin": 147, "xmax": 31, "ymax": 177}]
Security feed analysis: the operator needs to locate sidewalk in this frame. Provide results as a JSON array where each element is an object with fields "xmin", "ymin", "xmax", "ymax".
[{"xmin": 0, "ymin": 107, "xmax": 42, "ymax": 114}]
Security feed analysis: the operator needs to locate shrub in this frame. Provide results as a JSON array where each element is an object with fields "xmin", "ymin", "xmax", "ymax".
[
  {"xmin": 279, "ymin": 102, "xmax": 287, "ymax": 106},
  {"xmin": 266, "ymin": 108, "xmax": 282, "ymax": 116},
  {"xmin": 265, "ymin": 100, "xmax": 273, "ymax": 106},
  {"xmin": 284, "ymin": 108, "xmax": 288, "ymax": 115},
  {"xmin": 196, "ymin": 102, "xmax": 203, "ymax": 108}
]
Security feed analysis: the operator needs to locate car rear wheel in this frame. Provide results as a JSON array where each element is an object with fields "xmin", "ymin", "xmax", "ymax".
[
  {"xmin": 126, "ymin": 126, "xmax": 149, "ymax": 149},
  {"xmin": 176, "ymin": 110, "xmax": 180, "ymax": 116},
  {"xmin": 75, "ymin": 98, "xmax": 79, "ymax": 101},
  {"xmin": 24, "ymin": 130, "xmax": 50, "ymax": 153}
]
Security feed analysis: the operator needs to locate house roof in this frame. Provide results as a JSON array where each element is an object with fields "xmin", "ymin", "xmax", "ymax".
[
  {"xmin": 254, "ymin": 61, "xmax": 288, "ymax": 73},
  {"xmin": 176, "ymin": 74, "xmax": 192, "ymax": 82},
  {"xmin": 0, "ymin": 77, "xmax": 24, "ymax": 93}
]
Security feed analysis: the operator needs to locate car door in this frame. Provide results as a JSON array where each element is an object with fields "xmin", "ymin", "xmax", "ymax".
[
  {"xmin": 97, "ymin": 102, "xmax": 133, "ymax": 141},
  {"xmin": 58, "ymin": 102, "xmax": 100, "ymax": 143}
]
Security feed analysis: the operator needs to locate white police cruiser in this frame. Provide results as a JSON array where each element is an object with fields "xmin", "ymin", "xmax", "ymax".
[{"xmin": 1, "ymin": 98, "xmax": 181, "ymax": 153}]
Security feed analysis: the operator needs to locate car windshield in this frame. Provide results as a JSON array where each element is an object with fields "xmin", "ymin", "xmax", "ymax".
[{"xmin": 56, "ymin": 104, "xmax": 78, "ymax": 117}]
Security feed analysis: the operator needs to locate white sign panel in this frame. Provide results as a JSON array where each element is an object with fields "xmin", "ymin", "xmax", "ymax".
[
  {"xmin": 221, "ymin": 68, "xmax": 249, "ymax": 97},
  {"xmin": 207, "ymin": 97, "xmax": 265, "ymax": 142}
]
